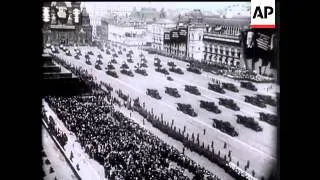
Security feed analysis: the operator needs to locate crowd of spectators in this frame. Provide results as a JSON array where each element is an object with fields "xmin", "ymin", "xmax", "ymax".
[{"xmin": 44, "ymin": 94, "xmax": 220, "ymax": 180}]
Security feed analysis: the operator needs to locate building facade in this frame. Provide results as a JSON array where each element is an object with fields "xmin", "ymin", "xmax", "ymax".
[
  {"xmin": 187, "ymin": 24, "xmax": 206, "ymax": 61},
  {"xmin": 163, "ymin": 25, "xmax": 188, "ymax": 58},
  {"xmin": 42, "ymin": 2, "xmax": 92, "ymax": 46},
  {"xmin": 151, "ymin": 19, "xmax": 176, "ymax": 51},
  {"xmin": 202, "ymin": 17, "xmax": 250, "ymax": 66}
]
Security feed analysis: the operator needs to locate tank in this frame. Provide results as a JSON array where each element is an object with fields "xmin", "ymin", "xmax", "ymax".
[
  {"xmin": 96, "ymin": 59, "xmax": 103, "ymax": 65},
  {"xmin": 106, "ymin": 70, "xmax": 118, "ymax": 78},
  {"xmin": 127, "ymin": 58, "xmax": 133, "ymax": 63},
  {"xmin": 167, "ymin": 76, "xmax": 173, "ymax": 81},
  {"xmin": 256, "ymin": 94, "xmax": 277, "ymax": 106},
  {"xmin": 146, "ymin": 89, "xmax": 161, "ymax": 99},
  {"xmin": 85, "ymin": 59, "xmax": 92, "ymax": 65},
  {"xmin": 208, "ymin": 83, "xmax": 225, "ymax": 94},
  {"xmin": 111, "ymin": 59, "xmax": 117, "ymax": 64},
  {"xmin": 185, "ymin": 85, "xmax": 201, "ymax": 95},
  {"xmin": 155, "ymin": 68, "xmax": 170, "ymax": 75},
  {"xmin": 212, "ymin": 119, "xmax": 238, "ymax": 136},
  {"xmin": 74, "ymin": 54, "xmax": 80, "ymax": 60},
  {"xmin": 169, "ymin": 67, "xmax": 184, "ymax": 74},
  {"xmin": 259, "ymin": 112, "xmax": 278, "ymax": 126},
  {"xmin": 218, "ymin": 98, "xmax": 240, "ymax": 111},
  {"xmin": 244, "ymin": 96, "xmax": 267, "ymax": 108},
  {"xmin": 165, "ymin": 87, "xmax": 181, "ymax": 98},
  {"xmin": 240, "ymin": 81, "xmax": 257, "ymax": 91},
  {"xmin": 107, "ymin": 64, "xmax": 115, "ymax": 70},
  {"xmin": 120, "ymin": 69, "xmax": 134, "ymax": 77},
  {"xmin": 167, "ymin": 61, "xmax": 175, "ymax": 67},
  {"xmin": 95, "ymin": 63, "xmax": 102, "ymax": 70},
  {"xmin": 176, "ymin": 103, "xmax": 197, "ymax": 117},
  {"xmin": 120, "ymin": 63, "xmax": 129, "ymax": 69},
  {"xmin": 222, "ymin": 83, "xmax": 239, "ymax": 92},
  {"xmin": 140, "ymin": 62, "xmax": 148, "ymax": 68},
  {"xmin": 186, "ymin": 67, "xmax": 201, "ymax": 74},
  {"xmin": 200, "ymin": 101, "xmax": 221, "ymax": 114},
  {"xmin": 141, "ymin": 58, "xmax": 147, "ymax": 64},
  {"xmin": 236, "ymin": 115, "xmax": 263, "ymax": 132},
  {"xmin": 88, "ymin": 51, "xmax": 94, "ymax": 55},
  {"xmin": 66, "ymin": 50, "xmax": 72, "ymax": 56},
  {"xmin": 135, "ymin": 68, "xmax": 148, "ymax": 76}
]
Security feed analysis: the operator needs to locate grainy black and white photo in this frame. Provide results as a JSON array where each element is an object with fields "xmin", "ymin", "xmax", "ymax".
[{"xmin": 41, "ymin": 2, "xmax": 279, "ymax": 180}]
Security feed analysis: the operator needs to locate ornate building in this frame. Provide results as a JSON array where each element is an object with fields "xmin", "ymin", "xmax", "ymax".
[
  {"xmin": 202, "ymin": 16, "xmax": 250, "ymax": 66},
  {"xmin": 42, "ymin": 2, "xmax": 92, "ymax": 46},
  {"xmin": 151, "ymin": 18, "xmax": 176, "ymax": 51}
]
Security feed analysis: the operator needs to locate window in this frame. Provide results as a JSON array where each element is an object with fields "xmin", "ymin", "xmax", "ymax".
[
  {"xmin": 198, "ymin": 47, "xmax": 200, "ymax": 50},
  {"xmin": 199, "ymin": 35, "xmax": 201, "ymax": 40}
]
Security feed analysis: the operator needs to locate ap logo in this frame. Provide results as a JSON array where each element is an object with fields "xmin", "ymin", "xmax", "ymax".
[{"xmin": 250, "ymin": 0, "xmax": 275, "ymax": 28}]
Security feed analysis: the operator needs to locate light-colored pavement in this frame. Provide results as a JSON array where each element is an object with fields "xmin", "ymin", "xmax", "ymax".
[{"xmin": 42, "ymin": 126, "xmax": 78, "ymax": 180}]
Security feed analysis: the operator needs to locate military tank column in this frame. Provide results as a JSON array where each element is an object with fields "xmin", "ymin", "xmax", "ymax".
[
  {"xmin": 244, "ymin": 96, "xmax": 267, "ymax": 108},
  {"xmin": 236, "ymin": 115, "xmax": 263, "ymax": 132},
  {"xmin": 240, "ymin": 81, "xmax": 258, "ymax": 91},
  {"xmin": 146, "ymin": 89, "xmax": 162, "ymax": 99},
  {"xmin": 176, "ymin": 103, "xmax": 197, "ymax": 117},
  {"xmin": 165, "ymin": 87, "xmax": 181, "ymax": 98},
  {"xmin": 218, "ymin": 98, "xmax": 240, "ymax": 111},
  {"xmin": 212, "ymin": 118, "xmax": 239, "ymax": 137},
  {"xmin": 184, "ymin": 85, "xmax": 201, "ymax": 95},
  {"xmin": 199, "ymin": 100, "xmax": 221, "ymax": 114}
]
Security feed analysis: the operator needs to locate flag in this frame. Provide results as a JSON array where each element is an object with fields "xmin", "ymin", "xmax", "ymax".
[{"xmin": 214, "ymin": 26, "xmax": 222, "ymax": 31}]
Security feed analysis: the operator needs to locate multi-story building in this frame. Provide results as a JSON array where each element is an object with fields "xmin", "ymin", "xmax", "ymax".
[
  {"xmin": 163, "ymin": 25, "xmax": 188, "ymax": 58},
  {"xmin": 202, "ymin": 16, "xmax": 250, "ymax": 66},
  {"xmin": 42, "ymin": 2, "xmax": 92, "ymax": 46},
  {"xmin": 151, "ymin": 19, "xmax": 176, "ymax": 51},
  {"xmin": 187, "ymin": 24, "xmax": 206, "ymax": 61}
]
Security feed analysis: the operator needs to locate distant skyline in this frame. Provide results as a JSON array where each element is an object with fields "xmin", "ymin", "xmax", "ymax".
[{"xmin": 81, "ymin": 2, "xmax": 250, "ymax": 17}]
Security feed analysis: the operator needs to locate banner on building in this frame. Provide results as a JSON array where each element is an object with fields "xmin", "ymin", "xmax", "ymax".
[
  {"xmin": 171, "ymin": 31, "xmax": 179, "ymax": 38},
  {"xmin": 164, "ymin": 32, "xmax": 171, "ymax": 43},
  {"xmin": 241, "ymin": 29, "xmax": 277, "ymax": 68}
]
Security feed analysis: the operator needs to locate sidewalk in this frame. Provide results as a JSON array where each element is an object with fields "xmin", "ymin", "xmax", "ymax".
[{"xmin": 43, "ymin": 100, "xmax": 106, "ymax": 180}]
